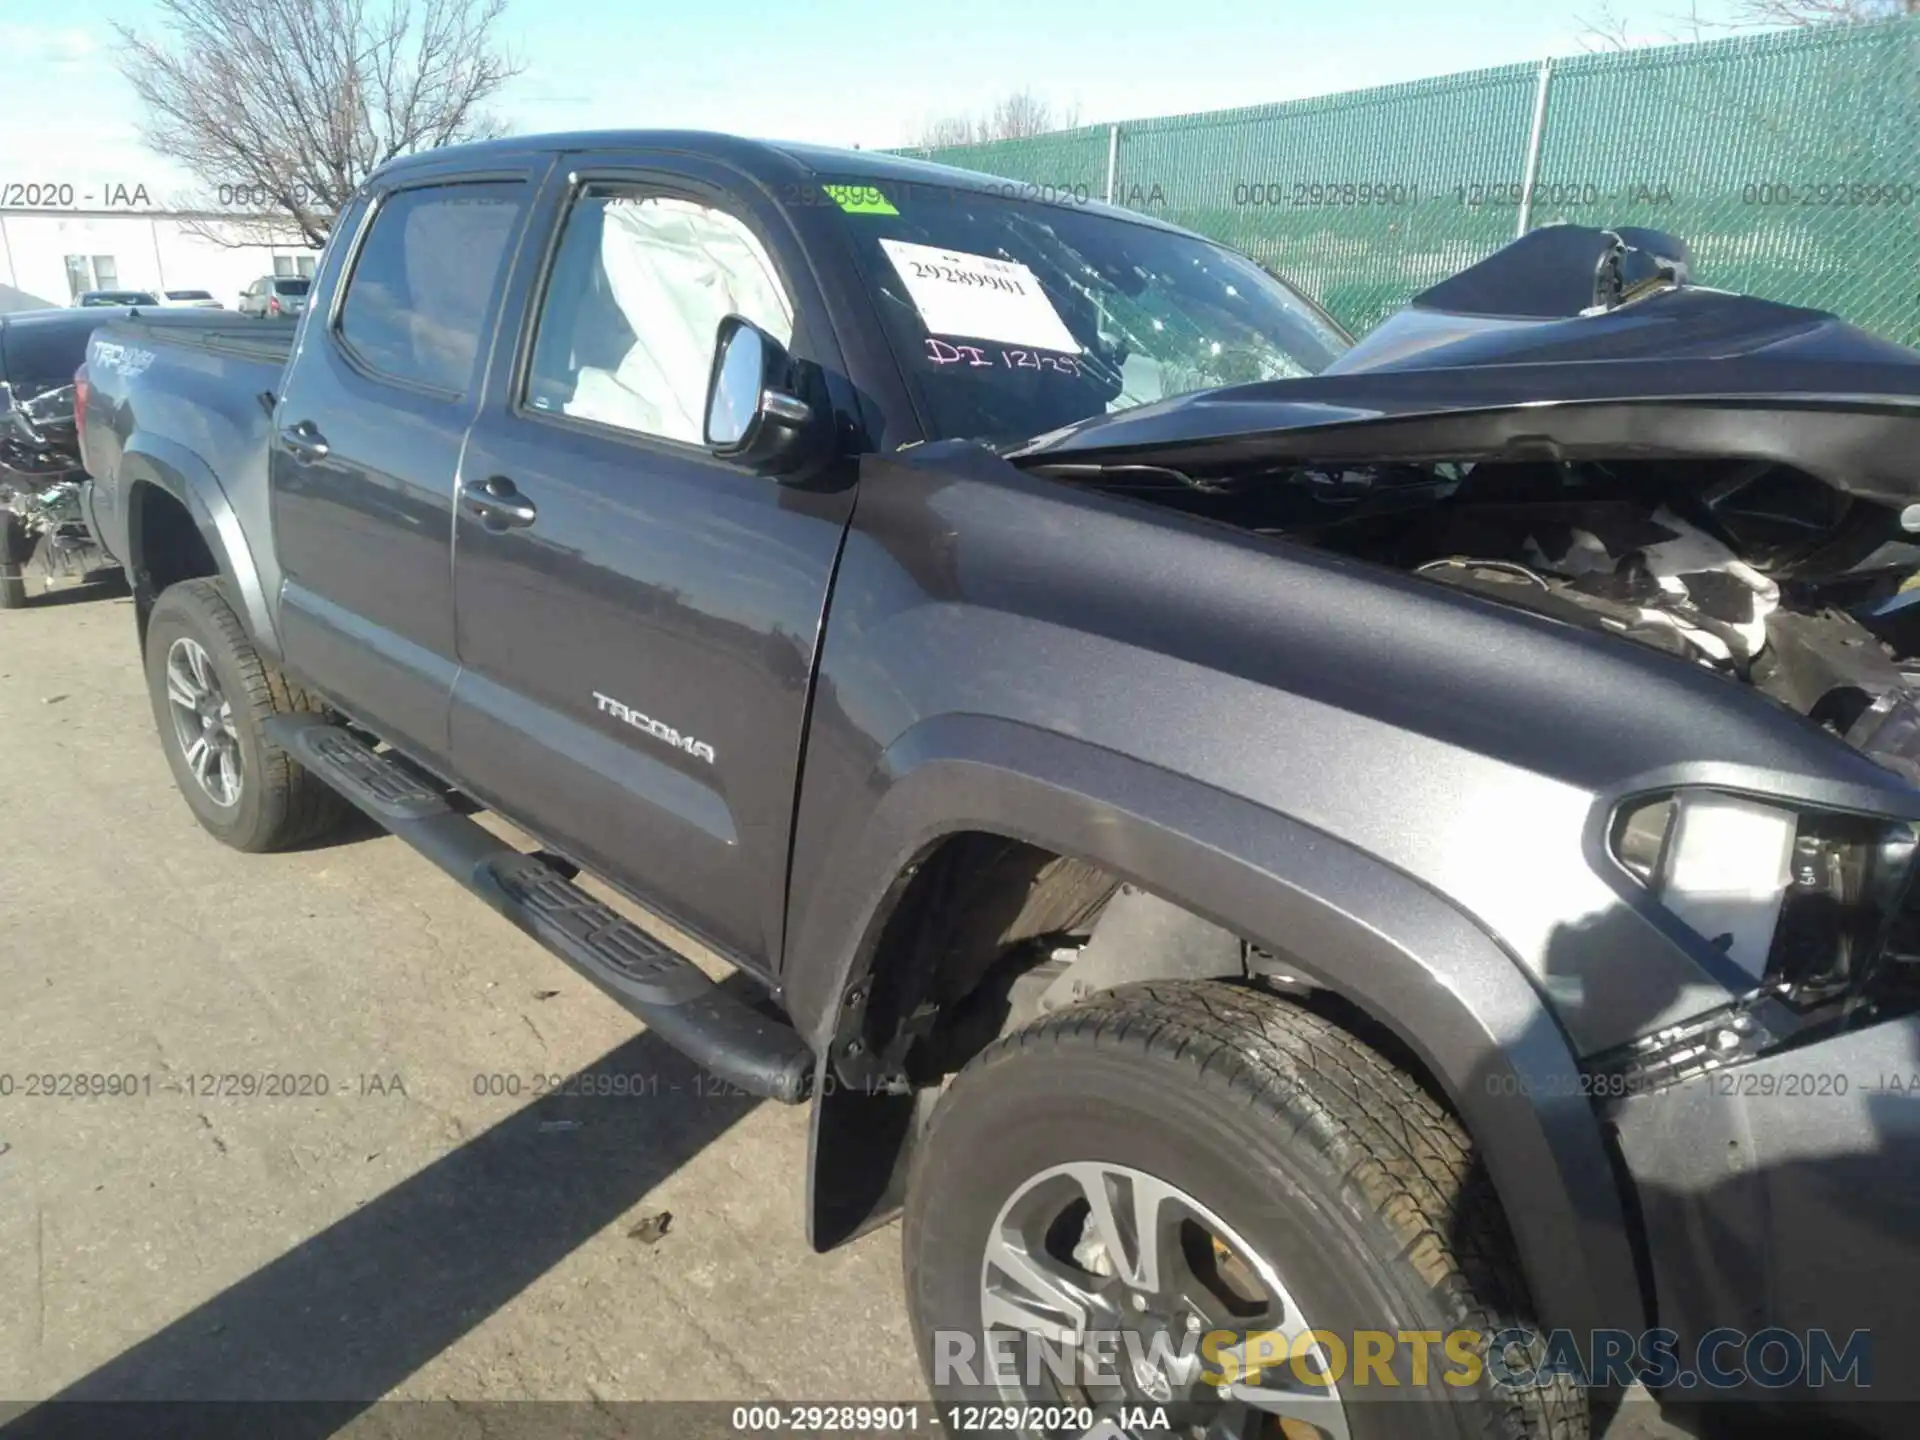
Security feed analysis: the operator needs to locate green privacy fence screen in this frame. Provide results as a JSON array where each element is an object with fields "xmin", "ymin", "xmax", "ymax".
[{"xmin": 900, "ymin": 18, "xmax": 1920, "ymax": 347}]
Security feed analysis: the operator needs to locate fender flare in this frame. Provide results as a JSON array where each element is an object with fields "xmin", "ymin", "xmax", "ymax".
[
  {"xmin": 793, "ymin": 714, "xmax": 1648, "ymax": 1342},
  {"xmin": 119, "ymin": 434, "xmax": 279, "ymax": 657}
]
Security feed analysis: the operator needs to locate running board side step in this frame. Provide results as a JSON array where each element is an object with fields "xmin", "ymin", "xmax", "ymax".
[{"xmin": 265, "ymin": 715, "xmax": 813, "ymax": 1104}]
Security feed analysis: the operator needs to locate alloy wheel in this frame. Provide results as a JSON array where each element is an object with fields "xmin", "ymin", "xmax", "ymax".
[
  {"xmin": 980, "ymin": 1160, "xmax": 1350, "ymax": 1440},
  {"xmin": 164, "ymin": 636, "xmax": 243, "ymax": 807}
]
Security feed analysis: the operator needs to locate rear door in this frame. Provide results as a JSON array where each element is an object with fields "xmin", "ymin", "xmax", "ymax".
[
  {"xmin": 447, "ymin": 152, "xmax": 860, "ymax": 975},
  {"xmin": 270, "ymin": 156, "xmax": 544, "ymax": 765}
]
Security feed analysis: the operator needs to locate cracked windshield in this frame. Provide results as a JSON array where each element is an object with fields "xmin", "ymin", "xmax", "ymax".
[{"xmin": 830, "ymin": 178, "xmax": 1352, "ymax": 444}]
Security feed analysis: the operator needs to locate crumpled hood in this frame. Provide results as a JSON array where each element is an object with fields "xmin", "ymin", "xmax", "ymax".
[{"xmin": 1010, "ymin": 230, "xmax": 1920, "ymax": 505}]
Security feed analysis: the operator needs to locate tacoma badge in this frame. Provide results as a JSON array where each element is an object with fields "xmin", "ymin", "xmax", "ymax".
[{"xmin": 592, "ymin": 691, "xmax": 716, "ymax": 764}]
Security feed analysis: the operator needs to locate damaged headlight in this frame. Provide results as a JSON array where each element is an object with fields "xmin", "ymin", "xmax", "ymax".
[{"xmin": 1611, "ymin": 790, "xmax": 1918, "ymax": 1002}]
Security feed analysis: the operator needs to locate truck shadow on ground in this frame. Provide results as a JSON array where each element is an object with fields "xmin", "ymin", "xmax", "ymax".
[
  {"xmin": 9, "ymin": 578, "xmax": 130, "ymax": 612},
  {"xmin": 0, "ymin": 1016, "xmax": 765, "ymax": 1437}
]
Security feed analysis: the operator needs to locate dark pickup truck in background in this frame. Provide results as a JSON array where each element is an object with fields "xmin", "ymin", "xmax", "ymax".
[{"xmin": 81, "ymin": 131, "xmax": 1920, "ymax": 1437}]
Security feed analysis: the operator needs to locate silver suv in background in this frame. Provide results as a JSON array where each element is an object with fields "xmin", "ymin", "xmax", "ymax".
[{"xmin": 238, "ymin": 276, "xmax": 309, "ymax": 318}]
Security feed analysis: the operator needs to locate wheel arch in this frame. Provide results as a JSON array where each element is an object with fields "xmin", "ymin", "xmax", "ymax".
[
  {"xmin": 793, "ymin": 714, "xmax": 1649, "ymax": 1344},
  {"xmin": 119, "ymin": 437, "xmax": 276, "ymax": 656}
]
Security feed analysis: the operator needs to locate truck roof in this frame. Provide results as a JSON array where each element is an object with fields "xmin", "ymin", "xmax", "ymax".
[{"xmin": 373, "ymin": 129, "xmax": 1193, "ymax": 237}]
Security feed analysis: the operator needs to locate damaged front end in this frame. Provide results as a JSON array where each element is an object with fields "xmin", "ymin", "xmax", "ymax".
[
  {"xmin": 1012, "ymin": 226, "xmax": 1920, "ymax": 785},
  {"xmin": 1020, "ymin": 443, "xmax": 1920, "ymax": 1074},
  {"xmin": 1018, "ymin": 450, "xmax": 1920, "ymax": 766},
  {"xmin": 1006, "ymin": 229, "xmax": 1920, "ymax": 1057},
  {"xmin": 1274, "ymin": 456, "xmax": 1920, "ymax": 777}
]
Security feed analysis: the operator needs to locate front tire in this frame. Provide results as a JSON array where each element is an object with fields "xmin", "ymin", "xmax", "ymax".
[
  {"xmin": 143, "ymin": 577, "xmax": 347, "ymax": 851},
  {"xmin": 903, "ymin": 981, "xmax": 1584, "ymax": 1440}
]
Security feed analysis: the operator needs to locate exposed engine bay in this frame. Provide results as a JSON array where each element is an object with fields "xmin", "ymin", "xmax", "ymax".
[
  {"xmin": 1063, "ymin": 455, "xmax": 1920, "ymax": 782},
  {"xmin": 0, "ymin": 377, "xmax": 104, "ymax": 585}
]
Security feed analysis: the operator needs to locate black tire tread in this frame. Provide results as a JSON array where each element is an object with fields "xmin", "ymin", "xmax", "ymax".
[
  {"xmin": 0, "ymin": 513, "xmax": 31, "ymax": 609},
  {"xmin": 151, "ymin": 578, "xmax": 347, "ymax": 850},
  {"xmin": 923, "ymin": 979, "xmax": 1586, "ymax": 1440}
]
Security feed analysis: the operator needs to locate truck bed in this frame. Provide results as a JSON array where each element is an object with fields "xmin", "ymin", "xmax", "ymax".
[
  {"xmin": 83, "ymin": 314, "xmax": 295, "ymax": 613},
  {"xmin": 109, "ymin": 309, "xmax": 298, "ymax": 365}
]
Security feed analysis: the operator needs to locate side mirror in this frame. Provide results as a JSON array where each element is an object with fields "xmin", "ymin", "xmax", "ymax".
[{"xmin": 703, "ymin": 315, "xmax": 822, "ymax": 477}]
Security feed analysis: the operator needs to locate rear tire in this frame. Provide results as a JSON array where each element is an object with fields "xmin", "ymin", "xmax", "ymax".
[
  {"xmin": 0, "ymin": 512, "xmax": 31, "ymax": 609},
  {"xmin": 904, "ymin": 980, "xmax": 1585, "ymax": 1439},
  {"xmin": 143, "ymin": 577, "xmax": 348, "ymax": 851}
]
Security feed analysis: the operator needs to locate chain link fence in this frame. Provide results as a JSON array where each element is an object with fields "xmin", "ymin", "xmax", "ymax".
[{"xmin": 901, "ymin": 18, "xmax": 1920, "ymax": 347}]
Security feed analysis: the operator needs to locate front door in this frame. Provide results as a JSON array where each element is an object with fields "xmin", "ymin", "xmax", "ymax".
[{"xmin": 449, "ymin": 157, "xmax": 859, "ymax": 974}]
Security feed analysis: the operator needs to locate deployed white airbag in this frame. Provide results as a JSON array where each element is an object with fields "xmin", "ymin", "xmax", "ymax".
[{"xmin": 566, "ymin": 199, "xmax": 794, "ymax": 442}]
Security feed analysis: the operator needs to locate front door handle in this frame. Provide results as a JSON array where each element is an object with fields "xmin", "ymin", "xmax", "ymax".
[
  {"xmin": 460, "ymin": 475, "xmax": 537, "ymax": 529},
  {"xmin": 278, "ymin": 419, "xmax": 329, "ymax": 461}
]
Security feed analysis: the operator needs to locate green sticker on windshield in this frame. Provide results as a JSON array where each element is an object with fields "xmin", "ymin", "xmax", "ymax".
[{"xmin": 824, "ymin": 184, "xmax": 899, "ymax": 215}]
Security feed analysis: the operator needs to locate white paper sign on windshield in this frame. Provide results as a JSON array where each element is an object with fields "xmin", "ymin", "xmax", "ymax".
[{"xmin": 879, "ymin": 239, "xmax": 1082, "ymax": 354}]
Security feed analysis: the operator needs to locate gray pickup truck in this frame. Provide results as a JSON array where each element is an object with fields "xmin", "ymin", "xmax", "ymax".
[{"xmin": 80, "ymin": 131, "xmax": 1920, "ymax": 1437}]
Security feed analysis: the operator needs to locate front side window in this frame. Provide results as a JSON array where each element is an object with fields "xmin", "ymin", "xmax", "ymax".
[
  {"xmin": 523, "ymin": 185, "xmax": 794, "ymax": 444},
  {"xmin": 337, "ymin": 181, "xmax": 525, "ymax": 394}
]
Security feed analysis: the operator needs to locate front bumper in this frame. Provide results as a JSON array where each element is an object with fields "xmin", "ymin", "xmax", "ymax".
[{"xmin": 1611, "ymin": 1012, "xmax": 1920, "ymax": 1425}]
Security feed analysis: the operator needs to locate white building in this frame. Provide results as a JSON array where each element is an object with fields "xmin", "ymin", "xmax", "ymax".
[{"xmin": 0, "ymin": 182, "xmax": 321, "ymax": 312}]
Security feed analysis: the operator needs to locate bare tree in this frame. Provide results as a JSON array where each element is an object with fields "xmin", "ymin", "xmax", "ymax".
[
  {"xmin": 118, "ymin": 0, "xmax": 520, "ymax": 248},
  {"xmin": 1579, "ymin": 0, "xmax": 1911, "ymax": 48},
  {"xmin": 917, "ymin": 114, "xmax": 985, "ymax": 149},
  {"xmin": 1576, "ymin": 0, "xmax": 1728, "ymax": 49},
  {"xmin": 1732, "ymin": 0, "xmax": 1914, "ymax": 23},
  {"xmin": 986, "ymin": 89, "xmax": 1068, "ymax": 140},
  {"xmin": 915, "ymin": 89, "xmax": 1084, "ymax": 149}
]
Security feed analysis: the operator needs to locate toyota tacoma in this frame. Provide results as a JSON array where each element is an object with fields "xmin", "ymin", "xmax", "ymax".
[{"xmin": 80, "ymin": 132, "xmax": 1920, "ymax": 1438}]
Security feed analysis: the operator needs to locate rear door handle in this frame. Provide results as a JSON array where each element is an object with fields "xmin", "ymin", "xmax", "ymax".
[
  {"xmin": 460, "ymin": 475, "xmax": 537, "ymax": 529},
  {"xmin": 278, "ymin": 420, "xmax": 329, "ymax": 461}
]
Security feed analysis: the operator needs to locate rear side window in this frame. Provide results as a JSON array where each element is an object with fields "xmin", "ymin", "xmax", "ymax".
[{"xmin": 337, "ymin": 181, "xmax": 525, "ymax": 394}]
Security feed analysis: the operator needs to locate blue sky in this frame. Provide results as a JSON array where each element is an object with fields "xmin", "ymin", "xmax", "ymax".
[{"xmin": 2, "ymin": 0, "xmax": 1759, "ymax": 200}]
